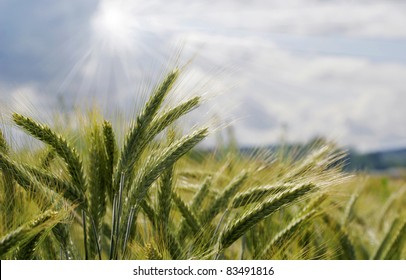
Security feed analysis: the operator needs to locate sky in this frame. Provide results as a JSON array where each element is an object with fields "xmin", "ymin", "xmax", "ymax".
[{"xmin": 1, "ymin": 0, "xmax": 406, "ymax": 152}]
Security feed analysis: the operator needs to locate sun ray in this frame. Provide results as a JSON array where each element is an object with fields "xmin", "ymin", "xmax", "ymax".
[{"xmin": 91, "ymin": 0, "xmax": 141, "ymax": 54}]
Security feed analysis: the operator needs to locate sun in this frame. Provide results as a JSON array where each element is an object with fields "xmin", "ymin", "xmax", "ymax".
[{"xmin": 91, "ymin": 0, "xmax": 140, "ymax": 53}]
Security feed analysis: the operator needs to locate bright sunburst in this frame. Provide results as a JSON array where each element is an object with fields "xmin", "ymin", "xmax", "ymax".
[
  {"xmin": 58, "ymin": 0, "xmax": 176, "ymax": 107},
  {"xmin": 91, "ymin": 0, "xmax": 140, "ymax": 53}
]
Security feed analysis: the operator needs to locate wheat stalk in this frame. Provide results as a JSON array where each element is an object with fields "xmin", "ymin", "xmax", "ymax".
[
  {"xmin": 172, "ymin": 191, "xmax": 202, "ymax": 236},
  {"xmin": 114, "ymin": 69, "xmax": 179, "ymax": 192},
  {"xmin": 201, "ymin": 171, "xmax": 248, "ymax": 225},
  {"xmin": 0, "ymin": 210, "xmax": 64, "ymax": 258},
  {"xmin": 109, "ymin": 173, "xmax": 125, "ymax": 260},
  {"xmin": 147, "ymin": 96, "xmax": 200, "ymax": 141},
  {"xmin": 322, "ymin": 214, "xmax": 356, "ymax": 259},
  {"xmin": 377, "ymin": 189, "xmax": 406, "ymax": 230},
  {"xmin": 12, "ymin": 114, "xmax": 87, "ymax": 207},
  {"xmin": 372, "ymin": 217, "xmax": 404, "ymax": 260},
  {"xmin": 138, "ymin": 199, "xmax": 182, "ymax": 260},
  {"xmin": 87, "ymin": 124, "xmax": 108, "ymax": 259},
  {"xmin": 178, "ymin": 176, "xmax": 212, "ymax": 240},
  {"xmin": 0, "ymin": 152, "xmax": 84, "ymax": 206},
  {"xmin": 146, "ymin": 243, "xmax": 163, "ymax": 260},
  {"xmin": 342, "ymin": 185, "xmax": 363, "ymax": 228},
  {"xmin": 191, "ymin": 176, "xmax": 212, "ymax": 211},
  {"xmin": 157, "ymin": 166, "xmax": 174, "ymax": 236},
  {"xmin": 24, "ymin": 164, "xmax": 84, "ymax": 205},
  {"xmin": 0, "ymin": 129, "xmax": 9, "ymax": 154},
  {"xmin": 259, "ymin": 210, "xmax": 318, "ymax": 259},
  {"xmin": 102, "ymin": 120, "xmax": 117, "ymax": 203},
  {"xmin": 232, "ymin": 184, "xmax": 290, "ymax": 208},
  {"xmin": 139, "ymin": 200, "xmax": 155, "ymax": 227},
  {"xmin": 257, "ymin": 194, "xmax": 326, "ymax": 259},
  {"xmin": 384, "ymin": 218, "xmax": 406, "ymax": 260},
  {"xmin": 40, "ymin": 148, "xmax": 56, "ymax": 169},
  {"xmin": 128, "ymin": 127, "xmax": 208, "ymax": 209},
  {"xmin": 117, "ymin": 128, "xmax": 207, "ymax": 249},
  {"xmin": 51, "ymin": 221, "xmax": 78, "ymax": 260},
  {"xmin": 117, "ymin": 97, "xmax": 200, "ymax": 196},
  {"xmin": 166, "ymin": 230, "xmax": 182, "ymax": 260},
  {"xmin": 220, "ymin": 183, "xmax": 316, "ymax": 250},
  {"xmin": 0, "ymin": 129, "xmax": 16, "ymax": 230},
  {"xmin": 15, "ymin": 230, "xmax": 43, "ymax": 260}
]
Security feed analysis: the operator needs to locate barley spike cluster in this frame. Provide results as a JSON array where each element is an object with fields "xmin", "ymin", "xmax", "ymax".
[{"xmin": 0, "ymin": 67, "xmax": 405, "ymax": 260}]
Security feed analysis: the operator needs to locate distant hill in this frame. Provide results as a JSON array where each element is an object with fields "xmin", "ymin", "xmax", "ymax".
[
  {"xmin": 239, "ymin": 144, "xmax": 406, "ymax": 172},
  {"xmin": 196, "ymin": 139, "xmax": 406, "ymax": 172},
  {"xmin": 346, "ymin": 148, "xmax": 406, "ymax": 171}
]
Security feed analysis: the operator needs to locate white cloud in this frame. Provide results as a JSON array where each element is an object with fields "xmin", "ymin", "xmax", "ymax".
[
  {"xmin": 176, "ymin": 32, "xmax": 406, "ymax": 151},
  {"xmin": 1, "ymin": 0, "xmax": 406, "ymax": 152},
  {"xmin": 117, "ymin": 0, "xmax": 406, "ymax": 38}
]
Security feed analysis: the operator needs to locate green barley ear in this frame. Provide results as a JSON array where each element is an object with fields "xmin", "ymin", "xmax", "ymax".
[
  {"xmin": 172, "ymin": 191, "xmax": 202, "ymax": 236},
  {"xmin": 128, "ymin": 127, "xmax": 208, "ymax": 210},
  {"xmin": 165, "ymin": 231, "xmax": 182, "ymax": 260},
  {"xmin": 88, "ymin": 124, "xmax": 108, "ymax": 259},
  {"xmin": 109, "ymin": 174, "xmax": 125, "ymax": 260},
  {"xmin": 15, "ymin": 230, "xmax": 43, "ymax": 260},
  {"xmin": 372, "ymin": 217, "xmax": 406, "ymax": 260},
  {"xmin": 191, "ymin": 176, "xmax": 212, "ymax": 212},
  {"xmin": 259, "ymin": 210, "xmax": 318, "ymax": 259},
  {"xmin": 301, "ymin": 193, "xmax": 328, "ymax": 213},
  {"xmin": 232, "ymin": 184, "xmax": 290, "ymax": 208},
  {"xmin": 177, "ymin": 176, "xmax": 212, "ymax": 240},
  {"xmin": 0, "ymin": 152, "xmax": 85, "ymax": 206},
  {"xmin": 201, "ymin": 171, "xmax": 248, "ymax": 225},
  {"xmin": 156, "ymin": 128, "xmax": 177, "ymax": 233},
  {"xmin": 0, "ymin": 149, "xmax": 80, "ymax": 260},
  {"xmin": 284, "ymin": 144, "xmax": 344, "ymax": 182},
  {"xmin": 52, "ymin": 223, "xmax": 78, "ymax": 260},
  {"xmin": 220, "ymin": 183, "xmax": 316, "ymax": 250},
  {"xmin": 137, "ymin": 199, "xmax": 182, "ymax": 260},
  {"xmin": 114, "ymin": 69, "xmax": 179, "ymax": 192},
  {"xmin": 0, "ymin": 210, "xmax": 66, "ymax": 259},
  {"xmin": 103, "ymin": 120, "xmax": 117, "ymax": 203},
  {"xmin": 140, "ymin": 199, "xmax": 156, "ymax": 227},
  {"xmin": 0, "ymin": 129, "xmax": 9, "ymax": 153},
  {"xmin": 322, "ymin": 214, "xmax": 356, "ymax": 260},
  {"xmin": 1, "ymin": 174, "xmax": 16, "ymax": 230},
  {"xmin": 259, "ymin": 194, "xmax": 327, "ymax": 259},
  {"xmin": 157, "ymin": 165, "xmax": 174, "ymax": 236},
  {"xmin": 342, "ymin": 185, "xmax": 364, "ymax": 228},
  {"xmin": 146, "ymin": 243, "xmax": 163, "ymax": 260},
  {"xmin": 39, "ymin": 235, "xmax": 60, "ymax": 260},
  {"xmin": 12, "ymin": 114, "xmax": 87, "ymax": 208},
  {"xmin": 138, "ymin": 200, "xmax": 182, "ymax": 260},
  {"xmin": 25, "ymin": 164, "xmax": 84, "ymax": 204},
  {"xmin": 383, "ymin": 218, "xmax": 406, "ymax": 260},
  {"xmin": 119, "ymin": 98, "xmax": 202, "ymax": 205},
  {"xmin": 377, "ymin": 189, "xmax": 406, "ymax": 231},
  {"xmin": 40, "ymin": 148, "xmax": 56, "ymax": 169},
  {"xmin": 0, "ymin": 129, "xmax": 16, "ymax": 230},
  {"xmin": 146, "ymin": 96, "xmax": 200, "ymax": 142},
  {"xmin": 119, "ymin": 127, "xmax": 208, "ymax": 249},
  {"xmin": 123, "ymin": 96, "xmax": 202, "ymax": 191}
]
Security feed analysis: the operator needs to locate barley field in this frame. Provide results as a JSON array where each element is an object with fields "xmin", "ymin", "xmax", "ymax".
[{"xmin": 0, "ymin": 68, "xmax": 405, "ymax": 260}]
